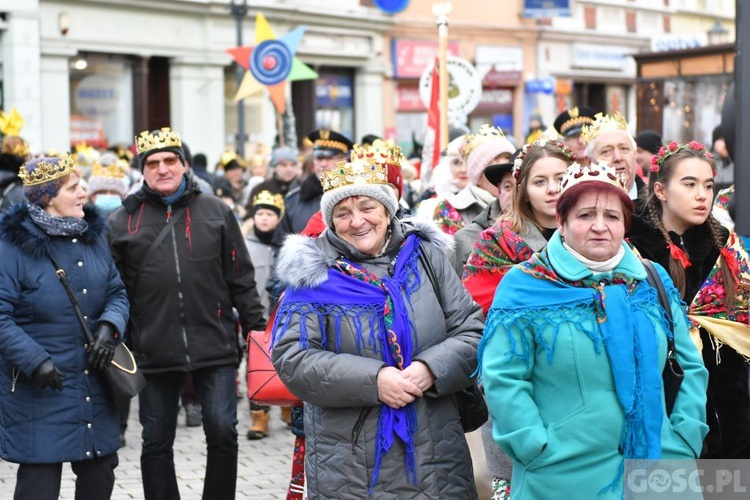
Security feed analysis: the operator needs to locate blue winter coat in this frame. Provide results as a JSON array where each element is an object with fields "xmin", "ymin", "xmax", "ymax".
[
  {"xmin": 480, "ymin": 234, "xmax": 709, "ymax": 499},
  {"xmin": 0, "ymin": 204, "xmax": 129, "ymax": 464}
]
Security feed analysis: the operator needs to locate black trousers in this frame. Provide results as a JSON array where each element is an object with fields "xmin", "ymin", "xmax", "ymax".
[{"xmin": 14, "ymin": 452, "xmax": 119, "ymax": 500}]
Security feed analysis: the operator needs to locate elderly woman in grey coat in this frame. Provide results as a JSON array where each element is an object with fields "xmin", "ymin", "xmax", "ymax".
[{"xmin": 271, "ymin": 150, "xmax": 484, "ymax": 499}]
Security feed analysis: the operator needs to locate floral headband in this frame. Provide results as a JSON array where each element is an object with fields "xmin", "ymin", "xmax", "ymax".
[
  {"xmin": 650, "ymin": 140, "xmax": 713, "ymax": 174},
  {"xmin": 512, "ymin": 138, "xmax": 576, "ymax": 181}
]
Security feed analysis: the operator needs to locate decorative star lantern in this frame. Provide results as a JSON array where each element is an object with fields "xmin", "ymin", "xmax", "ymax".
[{"xmin": 226, "ymin": 12, "xmax": 318, "ymax": 114}]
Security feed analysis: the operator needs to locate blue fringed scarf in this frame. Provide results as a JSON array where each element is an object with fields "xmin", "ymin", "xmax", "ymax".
[
  {"xmin": 272, "ymin": 233, "xmax": 423, "ymax": 492},
  {"xmin": 478, "ymin": 236, "xmax": 667, "ymax": 493}
]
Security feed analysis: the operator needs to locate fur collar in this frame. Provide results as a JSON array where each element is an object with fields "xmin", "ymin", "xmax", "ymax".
[
  {"xmin": 0, "ymin": 203, "xmax": 106, "ymax": 259},
  {"xmin": 276, "ymin": 218, "xmax": 454, "ymax": 289}
]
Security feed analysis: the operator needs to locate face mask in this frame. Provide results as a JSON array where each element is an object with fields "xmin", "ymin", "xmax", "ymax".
[{"xmin": 94, "ymin": 194, "xmax": 122, "ymax": 212}]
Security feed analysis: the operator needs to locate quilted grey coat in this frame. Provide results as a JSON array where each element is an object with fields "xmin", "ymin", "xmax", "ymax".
[{"xmin": 272, "ymin": 219, "xmax": 483, "ymax": 499}]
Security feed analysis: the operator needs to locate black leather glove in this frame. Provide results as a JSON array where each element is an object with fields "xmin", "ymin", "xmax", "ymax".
[
  {"xmin": 88, "ymin": 321, "xmax": 117, "ymax": 370},
  {"xmin": 32, "ymin": 359, "xmax": 63, "ymax": 391}
]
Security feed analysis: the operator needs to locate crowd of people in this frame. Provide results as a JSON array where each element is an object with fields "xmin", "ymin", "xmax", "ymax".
[{"xmin": 0, "ymin": 100, "xmax": 747, "ymax": 500}]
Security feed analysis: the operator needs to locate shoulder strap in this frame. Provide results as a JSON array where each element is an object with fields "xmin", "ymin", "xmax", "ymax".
[
  {"xmin": 49, "ymin": 255, "xmax": 95, "ymax": 344},
  {"xmin": 642, "ymin": 258, "xmax": 676, "ymax": 357}
]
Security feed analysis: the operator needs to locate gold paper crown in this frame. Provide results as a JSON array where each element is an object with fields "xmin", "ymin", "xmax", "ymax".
[
  {"xmin": 351, "ymin": 140, "xmax": 405, "ymax": 169},
  {"xmin": 580, "ymin": 112, "xmax": 629, "ymax": 146},
  {"xmin": 91, "ymin": 163, "xmax": 127, "ymax": 180},
  {"xmin": 0, "ymin": 108, "xmax": 24, "ymax": 137},
  {"xmin": 461, "ymin": 124, "xmax": 508, "ymax": 161},
  {"xmin": 135, "ymin": 127, "xmax": 182, "ymax": 155},
  {"xmin": 18, "ymin": 154, "xmax": 78, "ymax": 187},
  {"xmin": 321, "ymin": 157, "xmax": 388, "ymax": 192},
  {"xmin": 558, "ymin": 161, "xmax": 626, "ymax": 195},
  {"xmin": 253, "ymin": 190, "xmax": 285, "ymax": 212},
  {"xmin": 220, "ymin": 150, "xmax": 246, "ymax": 168}
]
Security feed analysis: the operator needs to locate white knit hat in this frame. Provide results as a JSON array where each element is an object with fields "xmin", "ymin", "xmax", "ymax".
[
  {"xmin": 319, "ymin": 157, "xmax": 398, "ymax": 228},
  {"xmin": 87, "ymin": 163, "xmax": 129, "ymax": 197}
]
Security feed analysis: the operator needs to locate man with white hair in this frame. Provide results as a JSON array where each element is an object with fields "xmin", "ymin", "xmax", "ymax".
[{"xmin": 582, "ymin": 112, "xmax": 644, "ymax": 200}]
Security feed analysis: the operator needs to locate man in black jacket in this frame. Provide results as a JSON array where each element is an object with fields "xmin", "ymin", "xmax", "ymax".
[{"xmin": 108, "ymin": 127, "xmax": 265, "ymax": 500}]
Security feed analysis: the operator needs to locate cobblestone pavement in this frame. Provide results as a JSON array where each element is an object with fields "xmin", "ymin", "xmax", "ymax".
[{"xmin": 0, "ymin": 389, "xmax": 295, "ymax": 499}]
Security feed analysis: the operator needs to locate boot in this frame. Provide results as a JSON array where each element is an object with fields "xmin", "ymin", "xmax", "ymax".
[
  {"xmin": 280, "ymin": 406, "xmax": 292, "ymax": 428},
  {"xmin": 246, "ymin": 410, "xmax": 269, "ymax": 440}
]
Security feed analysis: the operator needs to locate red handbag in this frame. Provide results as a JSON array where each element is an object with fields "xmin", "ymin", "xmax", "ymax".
[{"xmin": 247, "ymin": 305, "xmax": 302, "ymax": 406}]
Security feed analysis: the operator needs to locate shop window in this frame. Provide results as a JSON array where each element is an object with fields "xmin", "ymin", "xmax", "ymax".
[{"xmin": 69, "ymin": 54, "xmax": 134, "ymax": 148}]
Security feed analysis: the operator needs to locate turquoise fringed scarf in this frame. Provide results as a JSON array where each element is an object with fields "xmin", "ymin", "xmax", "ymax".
[{"xmin": 478, "ymin": 233, "xmax": 669, "ymax": 492}]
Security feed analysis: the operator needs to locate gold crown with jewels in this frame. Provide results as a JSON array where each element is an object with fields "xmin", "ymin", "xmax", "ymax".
[
  {"xmin": 18, "ymin": 154, "xmax": 78, "ymax": 186},
  {"xmin": 558, "ymin": 161, "xmax": 627, "ymax": 195},
  {"xmin": 321, "ymin": 157, "xmax": 388, "ymax": 192},
  {"xmin": 580, "ymin": 112, "xmax": 629, "ymax": 146},
  {"xmin": 91, "ymin": 162, "xmax": 127, "ymax": 179},
  {"xmin": 351, "ymin": 139, "xmax": 405, "ymax": 168},
  {"xmin": 252, "ymin": 190, "xmax": 285, "ymax": 212},
  {"xmin": 461, "ymin": 124, "xmax": 508, "ymax": 161},
  {"xmin": 135, "ymin": 127, "xmax": 182, "ymax": 155}
]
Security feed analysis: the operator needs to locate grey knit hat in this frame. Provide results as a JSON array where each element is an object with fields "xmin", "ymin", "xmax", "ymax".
[{"xmin": 320, "ymin": 159, "xmax": 398, "ymax": 228}]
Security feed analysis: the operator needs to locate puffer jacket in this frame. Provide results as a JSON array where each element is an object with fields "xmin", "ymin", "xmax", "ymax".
[
  {"xmin": 0, "ymin": 204, "xmax": 129, "ymax": 463},
  {"xmin": 272, "ymin": 219, "xmax": 484, "ymax": 499},
  {"xmin": 108, "ymin": 175, "xmax": 266, "ymax": 373}
]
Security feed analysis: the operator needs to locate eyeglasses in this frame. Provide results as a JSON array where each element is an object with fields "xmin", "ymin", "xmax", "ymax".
[{"xmin": 144, "ymin": 155, "xmax": 181, "ymax": 169}]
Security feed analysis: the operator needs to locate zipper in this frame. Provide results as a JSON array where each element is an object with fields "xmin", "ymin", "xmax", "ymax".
[
  {"xmin": 166, "ymin": 204, "xmax": 172, "ymax": 223},
  {"xmin": 169, "ymin": 225, "xmax": 192, "ymax": 366},
  {"xmin": 11, "ymin": 366, "xmax": 19, "ymax": 393}
]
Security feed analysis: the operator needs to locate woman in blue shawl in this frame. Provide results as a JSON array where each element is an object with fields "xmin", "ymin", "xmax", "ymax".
[
  {"xmin": 271, "ymin": 148, "xmax": 484, "ymax": 499},
  {"xmin": 479, "ymin": 161, "xmax": 709, "ymax": 499}
]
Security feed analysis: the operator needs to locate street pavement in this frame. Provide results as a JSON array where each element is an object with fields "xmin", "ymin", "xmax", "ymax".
[{"xmin": 0, "ymin": 378, "xmax": 295, "ymax": 499}]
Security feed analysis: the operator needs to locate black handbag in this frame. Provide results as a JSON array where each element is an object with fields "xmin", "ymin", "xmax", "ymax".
[
  {"xmin": 642, "ymin": 259, "xmax": 684, "ymax": 416},
  {"xmin": 50, "ymin": 256, "xmax": 147, "ymax": 400},
  {"xmin": 418, "ymin": 245, "xmax": 488, "ymax": 433}
]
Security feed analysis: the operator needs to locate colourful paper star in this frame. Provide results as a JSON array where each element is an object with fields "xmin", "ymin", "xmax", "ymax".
[{"xmin": 226, "ymin": 12, "xmax": 318, "ymax": 114}]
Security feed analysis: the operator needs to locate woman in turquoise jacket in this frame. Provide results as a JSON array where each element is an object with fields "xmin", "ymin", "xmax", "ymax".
[{"xmin": 479, "ymin": 161, "xmax": 709, "ymax": 499}]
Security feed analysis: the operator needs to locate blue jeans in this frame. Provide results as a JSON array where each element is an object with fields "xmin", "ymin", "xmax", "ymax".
[{"xmin": 139, "ymin": 365, "xmax": 238, "ymax": 500}]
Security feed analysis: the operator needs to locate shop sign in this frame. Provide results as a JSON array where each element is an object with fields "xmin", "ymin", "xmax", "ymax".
[
  {"xmin": 74, "ymin": 75, "xmax": 120, "ymax": 116},
  {"xmin": 650, "ymin": 33, "xmax": 708, "ymax": 52},
  {"xmin": 525, "ymin": 77, "xmax": 556, "ymax": 95},
  {"xmin": 474, "ymin": 88, "xmax": 514, "ymax": 113},
  {"xmin": 397, "ymin": 86, "xmax": 426, "ymax": 112},
  {"xmin": 572, "ymin": 44, "xmax": 629, "ymax": 70},
  {"xmin": 522, "ymin": 0, "xmax": 571, "ymax": 18},
  {"xmin": 482, "ymin": 69, "xmax": 522, "ymax": 88},
  {"xmin": 70, "ymin": 114, "xmax": 108, "ymax": 149},
  {"xmin": 316, "ymin": 75, "xmax": 353, "ymax": 107},
  {"xmin": 392, "ymin": 39, "xmax": 460, "ymax": 78},
  {"xmin": 555, "ymin": 78, "xmax": 573, "ymax": 95},
  {"xmin": 418, "ymin": 56, "xmax": 482, "ymax": 118}
]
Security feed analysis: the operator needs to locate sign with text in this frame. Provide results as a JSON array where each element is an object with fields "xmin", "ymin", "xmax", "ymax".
[
  {"xmin": 419, "ymin": 56, "xmax": 483, "ymax": 118},
  {"xmin": 315, "ymin": 75, "xmax": 353, "ymax": 107},
  {"xmin": 397, "ymin": 86, "xmax": 426, "ymax": 112},
  {"xmin": 393, "ymin": 39, "xmax": 460, "ymax": 78},
  {"xmin": 572, "ymin": 43, "xmax": 629, "ymax": 70},
  {"xmin": 523, "ymin": 0, "xmax": 571, "ymax": 18}
]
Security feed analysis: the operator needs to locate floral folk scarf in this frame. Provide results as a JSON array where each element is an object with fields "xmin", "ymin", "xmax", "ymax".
[
  {"xmin": 462, "ymin": 220, "xmax": 535, "ymax": 314},
  {"xmin": 432, "ymin": 198, "xmax": 465, "ymax": 235},
  {"xmin": 272, "ymin": 233, "xmax": 424, "ymax": 492},
  {"xmin": 28, "ymin": 202, "xmax": 89, "ymax": 236}
]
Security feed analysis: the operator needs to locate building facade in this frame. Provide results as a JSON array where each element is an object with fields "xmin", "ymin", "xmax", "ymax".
[{"xmin": 0, "ymin": 0, "xmax": 391, "ymax": 165}]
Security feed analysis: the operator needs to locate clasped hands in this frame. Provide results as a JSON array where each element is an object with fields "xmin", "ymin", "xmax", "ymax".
[{"xmin": 377, "ymin": 361, "xmax": 435, "ymax": 409}]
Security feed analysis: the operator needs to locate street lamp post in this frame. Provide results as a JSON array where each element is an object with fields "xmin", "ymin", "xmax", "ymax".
[
  {"xmin": 707, "ymin": 19, "xmax": 729, "ymax": 46},
  {"xmin": 230, "ymin": 0, "xmax": 248, "ymax": 157}
]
